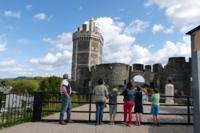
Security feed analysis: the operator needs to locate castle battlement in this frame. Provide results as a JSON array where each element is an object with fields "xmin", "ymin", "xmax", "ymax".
[{"xmin": 71, "ymin": 18, "xmax": 192, "ymax": 96}]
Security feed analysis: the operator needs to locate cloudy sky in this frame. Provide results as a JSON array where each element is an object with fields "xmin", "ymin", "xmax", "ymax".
[{"xmin": 0, "ymin": 0, "xmax": 199, "ymax": 78}]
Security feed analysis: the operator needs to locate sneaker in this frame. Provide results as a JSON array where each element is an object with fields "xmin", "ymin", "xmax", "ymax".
[
  {"xmin": 127, "ymin": 124, "xmax": 131, "ymax": 127},
  {"xmin": 59, "ymin": 121, "xmax": 67, "ymax": 125},
  {"xmin": 136, "ymin": 122, "xmax": 141, "ymax": 126}
]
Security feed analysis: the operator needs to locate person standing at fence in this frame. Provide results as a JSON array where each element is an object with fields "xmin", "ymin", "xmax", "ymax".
[
  {"xmin": 121, "ymin": 81, "xmax": 135, "ymax": 127},
  {"xmin": 59, "ymin": 74, "xmax": 72, "ymax": 125},
  {"xmin": 134, "ymin": 86, "xmax": 143, "ymax": 126},
  {"xmin": 66, "ymin": 81, "xmax": 73, "ymax": 123},
  {"xmin": 151, "ymin": 88, "xmax": 160, "ymax": 126},
  {"xmin": 108, "ymin": 87, "xmax": 118, "ymax": 125},
  {"xmin": 93, "ymin": 79, "xmax": 108, "ymax": 125}
]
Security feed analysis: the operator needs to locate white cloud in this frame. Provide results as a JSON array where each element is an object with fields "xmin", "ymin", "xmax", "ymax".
[
  {"xmin": 0, "ymin": 60, "xmax": 16, "ymax": 66},
  {"xmin": 130, "ymin": 37, "xmax": 190, "ymax": 64},
  {"xmin": 164, "ymin": 26, "xmax": 174, "ymax": 34},
  {"xmin": 0, "ymin": 40, "xmax": 6, "ymax": 52},
  {"xmin": 30, "ymin": 51, "xmax": 71, "ymax": 66},
  {"xmin": 0, "ymin": 44, "xmax": 6, "ymax": 52},
  {"xmin": 4, "ymin": 10, "xmax": 21, "ymax": 18},
  {"xmin": 152, "ymin": 24, "xmax": 174, "ymax": 34},
  {"xmin": 95, "ymin": 17, "xmax": 190, "ymax": 65},
  {"xmin": 95, "ymin": 17, "xmax": 135, "ymax": 63},
  {"xmin": 27, "ymin": 17, "xmax": 191, "ymax": 78},
  {"xmin": 150, "ymin": 36, "xmax": 191, "ymax": 64},
  {"xmin": 34, "ymin": 13, "xmax": 52, "ymax": 21},
  {"xmin": 180, "ymin": 25, "xmax": 195, "ymax": 33},
  {"xmin": 0, "ymin": 64, "xmax": 35, "ymax": 78},
  {"xmin": 26, "ymin": 5, "xmax": 32, "ymax": 10},
  {"xmin": 130, "ymin": 44, "xmax": 152, "ymax": 64},
  {"xmin": 0, "ymin": 61, "xmax": 34, "ymax": 78},
  {"xmin": 43, "ymin": 32, "xmax": 73, "ymax": 51},
  {"xmin": 125, "ymin": 19, "xmax": 149, "ymax": 34},
  {"xmin": 152, "ymin": 24, "xmax": 164, "ymax": 33},
  {"xmin": 29, "ymin": 32, "xmax": 73, "ymax": 76},
  {"xmin": 146, "ymin": 0, "xmax": 200, "ymax": 27}
]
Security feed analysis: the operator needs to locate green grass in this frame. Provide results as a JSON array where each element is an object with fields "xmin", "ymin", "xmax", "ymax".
[{"xmin": 0, "ymin": 108, "xmax": 32, "ymax": 129}]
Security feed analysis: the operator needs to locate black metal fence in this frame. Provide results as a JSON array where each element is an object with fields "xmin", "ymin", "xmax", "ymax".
[
  {"xmin": 37, "ymin": 92, "xmax": 193, "ymax": 125},
  {"xmin": 0, "ymin": 92, "xmax": 193, "ymax": 127},
  {"xmin": 0, "ymin": 92, "xmax": 33, "ymax": 128}
]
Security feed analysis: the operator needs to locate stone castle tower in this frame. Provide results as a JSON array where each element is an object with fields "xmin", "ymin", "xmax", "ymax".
[{"xmin": 71, "ymin": 18, "xmax": 104, "ymax": 90}]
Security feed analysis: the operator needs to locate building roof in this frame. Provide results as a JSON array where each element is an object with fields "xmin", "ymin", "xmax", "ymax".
[{"xmin": 186, "ymin": 25, "xmax": 200, "ymax": 35}]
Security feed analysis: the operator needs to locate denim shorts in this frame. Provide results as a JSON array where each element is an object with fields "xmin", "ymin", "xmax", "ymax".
[
  {"xmin": 151, "ymin": 104, "xmax": 159, "ymax": 116},
  {"xmin": 109, "ymin": 104, "xmax": 117, "ymax": 115}
]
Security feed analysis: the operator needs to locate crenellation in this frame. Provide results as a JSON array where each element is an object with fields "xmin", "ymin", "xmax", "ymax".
[
  {"xmin": 133, "ymin": 64, "xmax": 144, "ymax": 72},
  {"xmin": 145, "ymin": 65, "xmax": 151, "ymax": 72},
  {"xmin": 71, "ymin": 18, "xmax": 192, "ymax": 96}
]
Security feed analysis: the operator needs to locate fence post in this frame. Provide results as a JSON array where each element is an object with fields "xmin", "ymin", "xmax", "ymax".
[
  {"xmin": 88, "ymin": 93, "xmax": 92, "ymax": 122},
  {"xmin": 187, "ymin": 96, "xmax": 191, "ymax": 124},
  {"xmin": 32, "ymin": 92, "xmax": 44, "ymax": 122},
  {"xmin": 0, "ymin": 92, "xmax": 2, "ymax": 109}
]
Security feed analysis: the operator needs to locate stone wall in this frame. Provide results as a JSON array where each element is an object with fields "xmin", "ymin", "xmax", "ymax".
[
  {"xmin": 88, "ymin": 57, "xmax": 191, "ymax": 95},
  {"xmin": 90, "ymin": 63, "xmax": 131, "ymax": 90},
  {"xmin": 162, "ymin": 57, "xmax": 191, "ymax": 95}
]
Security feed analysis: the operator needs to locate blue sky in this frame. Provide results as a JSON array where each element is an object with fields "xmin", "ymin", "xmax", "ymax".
[{"xmin": 0, "ymin": 0, "xmax": 199, "ymax": 78}]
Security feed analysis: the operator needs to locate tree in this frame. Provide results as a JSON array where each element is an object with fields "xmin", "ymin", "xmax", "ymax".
[
  {"xmin": 39, "ymin": 79, "xmax": 49, "ymax": 91},
  {"xmin": 39, "ymin": 76, "xmax": 62, "ymax": 92},
  {"xmin": 12, "ymin": 80, "xmax": 39, "ymax": 93}
]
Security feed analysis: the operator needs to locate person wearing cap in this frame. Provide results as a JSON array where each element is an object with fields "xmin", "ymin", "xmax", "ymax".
[
  {"xmin": 59, "ymin": 74, "xmax": 72, "ymax": 125},
  {"xmin": 108, "ymin": 87, "xmax": 118, "ymax": 125}
]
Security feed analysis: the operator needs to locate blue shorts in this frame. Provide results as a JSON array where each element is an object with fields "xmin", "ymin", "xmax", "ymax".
[
  {"xmin": 109, "ymin": 105, "xmax": 117, "ymax": 115},
  {"xmin": 151, "ymin": 104, "xmax": 159, "ymax": 116}
]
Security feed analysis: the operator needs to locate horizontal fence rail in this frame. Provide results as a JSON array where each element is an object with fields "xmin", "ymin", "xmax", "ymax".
[
  {"xmin": 38, "ymin": 92, "xmax": 193, "ymax": 125},
  {"xmin": 0, "ymin": 92, "xmax": 193, "ymax": 127}
]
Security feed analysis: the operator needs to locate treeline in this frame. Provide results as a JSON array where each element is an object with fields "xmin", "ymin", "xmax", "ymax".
[{"xmin": 0, "ymin": 76, "xmax": 66, "ymax": 93}]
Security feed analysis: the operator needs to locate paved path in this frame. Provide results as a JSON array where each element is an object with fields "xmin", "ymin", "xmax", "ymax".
[
  {"xmin": 0, "ymin": 122, "xmax": 193, "ymax": 133},
  {"xmin": 0, "ymin": 96, "xmax": 193, "ymax": 133},
  {"xmin": 44, "ymin": 96, "xmax": 193, "ymax": 123}
]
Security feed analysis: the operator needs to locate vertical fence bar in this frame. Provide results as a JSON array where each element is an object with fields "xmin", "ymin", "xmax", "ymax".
[
  {"xmin": 88, "ymin": 93, "xmax": 92, "ymax": 122},
  {"xmin": 0, "ymin": 93, "xmax": 2, "ymax": 127},
  {"xmin": 187, "ymin": 96, "xmax": 191, "ymax": 124},
  {"xmin": 13, "ymin": 94, "xmax": 16, "ymax": 123},
  {"xmin": 11, "ymin": 93, "xmax": 14, "ymax": 124},
  {"xmin": 7, "ymin": 94, "xmax": 10, "ymax": 124}
]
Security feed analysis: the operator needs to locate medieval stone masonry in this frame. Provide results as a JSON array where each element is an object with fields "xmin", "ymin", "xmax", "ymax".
[{"xmin": 72, "ymin": 18, "xmax": 191, "ymax": 95}]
